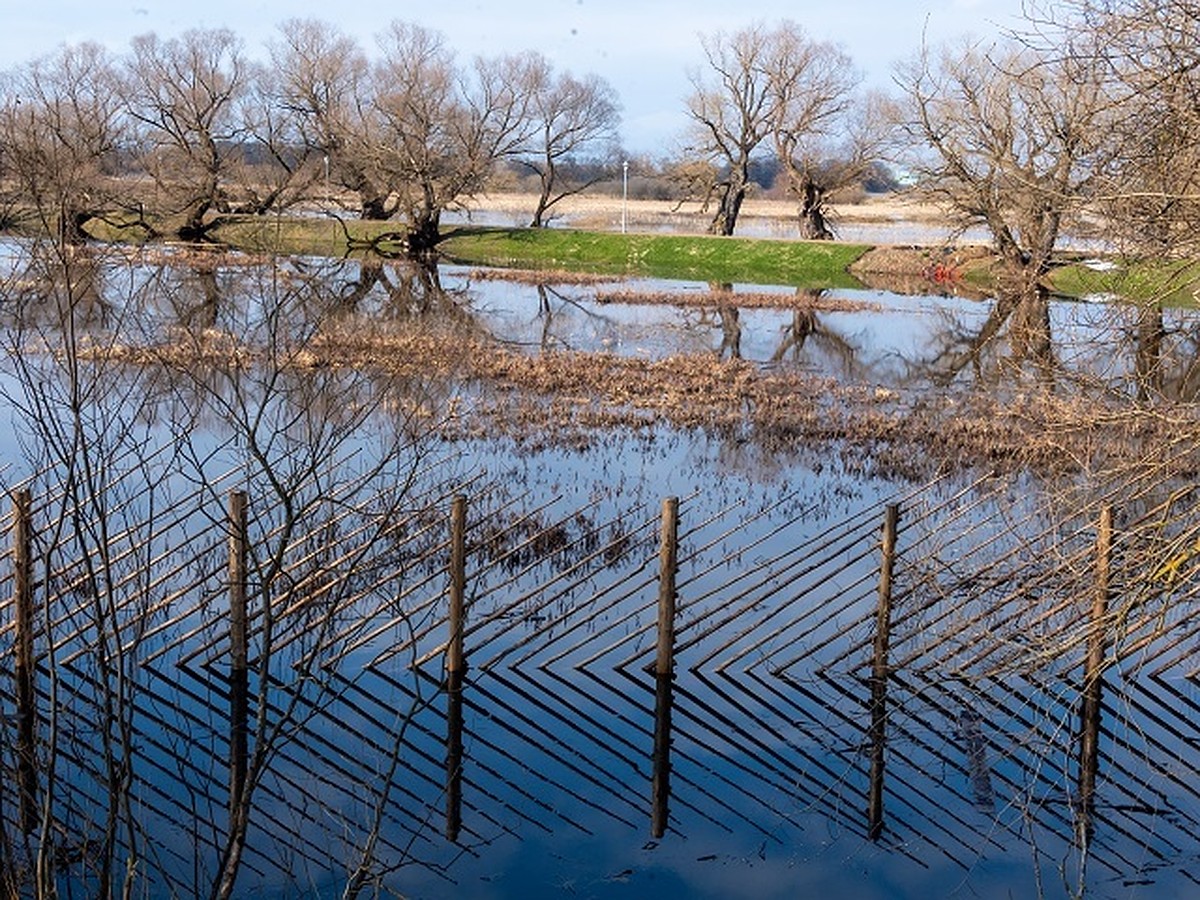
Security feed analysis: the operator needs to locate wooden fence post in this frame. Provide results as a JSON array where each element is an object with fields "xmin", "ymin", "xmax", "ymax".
[
  {"xmin": 228, "ymin": 490, "xmax": 248, "ymax": 818},
  {"xmin": 655, "ymin": 497, "xmax": 679, "ymax": 678},
  {"xmin": 13, "ymin": 488, "xmax": 37, "ymax": 834},
  {"xmin": 447, "ymin": 495, "xmax": 467, "ymax": 679},
  {"xmin": 446, "ymin": 494, "xmax": 467, "ymax": 841},
  {"xmin": 652, "ymin": 497, "xmax": 679, "ymax": 838},
  {"xmin": 1077, "ymin": 504, "xmax": 1112, "ymax": 844},
  {"xmin": 868, "ymin": 503, "xmax": 899, "ymax": 841}
]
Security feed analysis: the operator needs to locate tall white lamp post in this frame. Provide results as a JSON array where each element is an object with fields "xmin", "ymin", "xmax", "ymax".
[{"xmin": 622, "ymin": 160, "xmax": 629, "ymax": 234}]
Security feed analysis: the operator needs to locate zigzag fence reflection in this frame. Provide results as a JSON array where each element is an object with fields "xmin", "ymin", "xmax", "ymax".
[{"xmin": 3, "ymin": 458, "xmax": 1200, "ymax": 896}]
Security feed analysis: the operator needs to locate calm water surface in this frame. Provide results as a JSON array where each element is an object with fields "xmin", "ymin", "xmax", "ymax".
[{"xmin": 0, "ymin": 242, "xmax": 1197, "ymax": 898}]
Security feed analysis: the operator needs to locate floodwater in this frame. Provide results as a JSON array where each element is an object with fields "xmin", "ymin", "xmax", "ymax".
[{"xmin": 1, "ymin": 242, "xmax": 1199, "ymax": 899}]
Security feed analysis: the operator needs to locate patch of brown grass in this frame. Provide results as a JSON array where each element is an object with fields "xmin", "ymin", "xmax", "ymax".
[
  {"xmin": 74, "ymin": 323, "xmax": 1198, "ymax": 482},
  {"xmin": 592, "ymin": 288, "xmax": 883, "ymax": 311},
  {"xmin": 463, "ymin": 267, "xmax": 626, "ymax": 286}
]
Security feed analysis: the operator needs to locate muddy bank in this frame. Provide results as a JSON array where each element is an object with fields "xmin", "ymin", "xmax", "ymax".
[{"xmin": 848, "ymin": 244, "xmax": 996, "ymax": 297}]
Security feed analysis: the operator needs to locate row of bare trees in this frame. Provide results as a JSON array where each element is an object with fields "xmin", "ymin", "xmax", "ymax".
[
  {"xmin": 894, "ymin": 0, "xmax": 1200, "ymax": 290},
  {"xmin": 5, "ymin": 4, "xmax": 1200, "ymax": 275},
  {"xmin": 682, "ymin": 21, "xmax": 877, "ymax": 240},
  {"xmin": 0, "ymin": 18, "xmax": 621, "ymax": 251},
  {"xmin": 684, "ymin": 3, "xmax": 1200, "ymax": 291}
]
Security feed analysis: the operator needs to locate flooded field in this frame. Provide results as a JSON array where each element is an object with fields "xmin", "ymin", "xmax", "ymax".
[{"xmin": 1, "ymin": 241, "xmax": 1200, "ymax": 898}]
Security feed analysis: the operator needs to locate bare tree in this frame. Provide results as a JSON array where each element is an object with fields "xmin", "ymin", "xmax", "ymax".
[
  {"xmin": 684, "ymin": 22, "xmax": 778, "ymax": 236},
  {"xmin": 225, "ymin": 60, "xmax": 327, "ymax": 216},
  {"xmin": 271, "ymin": 19, "xmax": 540, "ymax": 252},
  {"xmin": 1037, "ymin": 0, "xmax": 1200, "ymax": 259},
  {"xmin": 0, "ymin": 43, "xmax": 124, "ymax": 243},
  {"xmin": 121, "ymin": 28, "xmax": 248, "ymax": 240},
  {"xmin": 270, "ymin": 19, "xmax": 380, "ymax": 219},
  {"xmin": 518, "ymin": 62, "xmax": 621, "ymax": 227},
  {"xmin": 763, "ymin": 25, "xmax": 863, "ymax": 239},
  {"xmin": 370, "ymin": 24, "xmax": 538, "ymax": 252},
  {"xmin": 684, "ymin": 20, "xmax": 867, "ymax": 238},
  {"xmin": 894, "ymin": 36, "xmax": 1116, "ymax": 290}
]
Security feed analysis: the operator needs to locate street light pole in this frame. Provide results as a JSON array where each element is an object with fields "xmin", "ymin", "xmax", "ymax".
[{"xmin": 622, "ymin": 160, "xmax": 629, "ymax": 234}]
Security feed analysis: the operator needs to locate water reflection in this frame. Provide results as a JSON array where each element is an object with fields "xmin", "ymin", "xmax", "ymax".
[
  {"xmin": 9, "ymin": 241, "xmax": 1200, "ymax": 407},
  {"xmin": 4, "ymin": 241, "xmax": 1200, "ymax": 898},
  {"xmin": 919, "ymin": 287, "xmax": 1056, "ymax": 390},
  {"xmin": 532, "ymin": 282, "xmax": 621, "ymax": 352}
]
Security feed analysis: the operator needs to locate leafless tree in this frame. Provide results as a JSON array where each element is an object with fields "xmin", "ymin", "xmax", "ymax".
[
  {"xmin": 271, "ymin": 17, "xmax": 369, "ymax": 211},
  {"xmin": 894, "ymin": 35, "xmax": 1116, "ymax": 291},
  {"xmin": 225, "ymin": 60, "xmax": 327, "ymax": 216},
  {"xmin": 270, "ymin": 18, "xmax": 380, "ymax": 219},
  {"xmin": 0, "ymin": 43, "xmax": 125, "ymax": 244},
  {"xmin": 763, "ymin": 25, "xmax": 864, "ymax": 239},
  {"xmin": 270, "ymin": 19, "xmax": 541, "ymax": 253},
  {"xmin": 121, "ymin": 28, "xmax": 249, "ymax": 240},
  {"xmin": 685, "ymin": 21, "xmax": 868, "ymax": 238},
  {"xmin": 683, "ymin": 22, "xmax": 779, "ymax": 236},
  {"xmin": 1029, "ymin": 0, "xmax": 1200, "ymax": 260},
  {"xmin": 517, "ymin": 61, "xmax": 621, "ymax": 227},
  {"xmin": 370, "ymin": 24, "xmax": 539, "ymax": 252}
]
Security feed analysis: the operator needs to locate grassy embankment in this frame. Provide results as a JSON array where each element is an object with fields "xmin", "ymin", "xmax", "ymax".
[
  {"xmin": 111, "ymin": 213, "xmax": 1200, "ymax": 303},
  {"xmin": 213, "ymin": 216, "xmax": 872, "ymax": 288},
  {"xmin": 437, "ymin": 227, "xmax": 871, "ymax": 288},
  {"xmin": 1048, "ymin": 258, "xmax": 1200, "ymax": 306}
]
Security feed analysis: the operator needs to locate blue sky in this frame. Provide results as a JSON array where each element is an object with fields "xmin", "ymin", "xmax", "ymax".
[{"xmin": 3, "ymin": 0, "xmax": 1025, "ymax": 153}]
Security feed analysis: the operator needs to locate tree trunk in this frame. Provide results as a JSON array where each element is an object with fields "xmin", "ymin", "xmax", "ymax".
[
  {"xmin": 799, "ymin": 178, "xmax": 833, "ymax": 241},
  {"xmin": 708, "ymin": 182, "xmax": 745, "ymax": 236},
  {"xmin": 1135, "ymin": 303, "xmax": 1164, "ymax": 401},
  {"xmin": 406, "ymin": 210, "xmax": 442, "ymax": 257},
  {"xmin": 529, "ymin": 192, "xmax": 550, "ymax": 229},
  {"xmin": 529, "ymin": 166, "xmax": 553, "ymax": 228},
  {"xmin": 358, "ymin": 196, "xmax": 388, "ymax": 220},
  {"xmin": 60, "ymin": 209, "xmax": 93, "ymax": 246},
  {"xmin": 178, "ymin": 199, "xmax": 214, "ymax": 242}
]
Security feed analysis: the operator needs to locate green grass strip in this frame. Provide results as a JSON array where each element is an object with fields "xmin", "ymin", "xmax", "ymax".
[
  {"xmin": 1049, "ymin": 258, "xmax": 1200, "ymax": 307},
  {"xmin": 440, "ymin": 227, "xmax": 871, "ymax": 288}
]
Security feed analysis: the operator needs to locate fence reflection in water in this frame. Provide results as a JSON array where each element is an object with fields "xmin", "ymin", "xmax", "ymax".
[{"xmin": 3, "ymin": 461, "xmax": 1200, "ymax": 898}]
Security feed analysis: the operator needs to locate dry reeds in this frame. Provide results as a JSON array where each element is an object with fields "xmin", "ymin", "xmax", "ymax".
[
  {"xmin": 593, "ymin": 288, "xmax": 883, "ymax": 311},
  {"xmin": 66, "ymin": 321, "xmax": 1200, "ymax": 482}
]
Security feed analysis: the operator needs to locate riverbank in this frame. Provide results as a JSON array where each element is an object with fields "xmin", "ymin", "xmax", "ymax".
[{"xmin": 126, "ymin": 191, "xmax": 1194, "ymax": 303}]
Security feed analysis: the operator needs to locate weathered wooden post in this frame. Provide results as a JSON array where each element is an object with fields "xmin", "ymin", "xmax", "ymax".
[
  {"xmin": 1077, "ymin": 505, "xmax": 1112, "ymax": 844},
  {"xmin": 228, "ymin": 490, "xmax": 248, "ymax": 818},
  {"xmin": 446, "ymin": 494, "xmax": 467, "ymax": 842},
  {"xmin": 13, "ymin": 488, "xmax": 38, "ymax": 833},
  {"xmin": 868, "ymin": 503, "xmax": 899, "ymax": 841},
  {"xmin": 447, "ymin": 495, "xmax": 467, "ymax": 680},
  {"xmin": 652, "ymin": 496, "xmax": 679, "ymax": 838}
]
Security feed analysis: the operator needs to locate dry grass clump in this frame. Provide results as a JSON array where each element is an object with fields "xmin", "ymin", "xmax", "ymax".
[
  {"xmin": 592, "ymin": 288, "xmax": 883, "ymax": 312},
  {"xmin": 77, "ymin": 329, "xmax": 254, "ymax": 368},
  {"xmin": 460, "ymin": 345, "xmax": 1198, "ymax": 480},
  {"xmin": 463, "ymin": 267, "xmax": 625, "ymax": 286}
]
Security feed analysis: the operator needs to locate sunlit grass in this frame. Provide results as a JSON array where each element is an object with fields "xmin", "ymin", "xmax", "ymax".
[
  {"xmin": 211, "ymin": 215, "xmax": 406, "ymax": 257},
  {"xmin": 439, "ymin": 227, "xmax": 871, "ymax": 288},
  {"xmin": 1049, "ymin": 257, "xmax": 1200, "ymax": 307}
]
